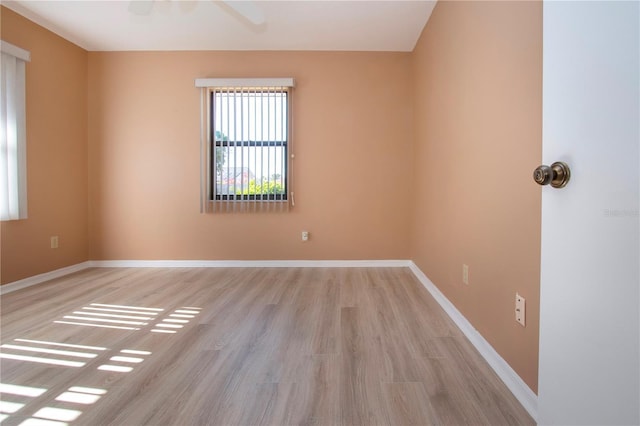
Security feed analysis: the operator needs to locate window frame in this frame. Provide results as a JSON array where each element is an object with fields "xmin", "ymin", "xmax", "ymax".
[
  {"xmin": 196, "ymin": 78, "xmax": 295, "ymax": 214},
  {"xmin": 209, "ymin": 90, "xmax": 289, "ymax": 202}
]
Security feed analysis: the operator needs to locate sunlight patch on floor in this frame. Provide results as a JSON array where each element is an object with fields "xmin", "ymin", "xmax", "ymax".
[
  {"xmin": 150, "ymin": 306, "xmax": 201, "ymax": 334},
  {"xmin": 0, "ymin": 353, "xmax": 85, "ymax": 368},
  {"xmin": 0, "ymin": 344, "xmax": 98, "ymax": 359},
  {"xmin": 32, "ymin": 407, "xmax": 82, "ymax": 422},
  {"xmin": 82, "ymin": 306, "xmax": 159, "ymax": 316},
  {"xmin": 53, "ymin": 321, "xmax": 140, "ymax": 331},
  {"xmin": 109, "ymin": 356, "xmax": 144, "ymax": 363},
  {"xmin": 18, "ymin": 417, "xmax": 68, "ymax": 426},
  {"xmin": 14, "ymin": 340, "xmax": 106, "ymax": 351},
  {"xmin": 97, "ymin": 365, "xmax": 133, "ymax": 373},
  {"xmin": 120, "ymin": 349, "xmax": 151, "ymax": 355},
  {"xmin": 0, "ymin": 383, "xmax": 47, "ymax": 397},
  {"xmin": 2, "ymin": 302, "xmax": 201, "ymax": 425},
  {"xmin": 0, "ymin": 400, "xmax": 25, "ymax": 413},
  {"xmin": 89, "ymin": 303, "xmax": 163, "ymax": 312},
  {"xmin": 70, "ymin": 311, "xmax": 153, "ymax": 321}
]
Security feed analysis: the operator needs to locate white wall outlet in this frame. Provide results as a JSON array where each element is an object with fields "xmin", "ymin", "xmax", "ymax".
[
  {"xmin": 301, "ymin": 231, "xmax": 309, "ymax": 242},
  {"xmin": 50, "ymin": 236, "xmax": 59, "ymax": 249},
  {"xmin": 462, "ymin": 264, "xmax": 469, "ymax": 285},
  {"xmin": 515, "ymin": 293, "xmax": 526, "ymax": 327}
]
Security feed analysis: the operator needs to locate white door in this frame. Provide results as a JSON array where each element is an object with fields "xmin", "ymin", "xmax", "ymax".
[{"xmin": 538, "ymin": 2, "xmax": 639, "ymax": 425}]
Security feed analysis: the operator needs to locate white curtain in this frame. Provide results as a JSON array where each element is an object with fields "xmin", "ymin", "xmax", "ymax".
[{"xmin": 1, "ymin": 42, "xmax": 29, "ymax": 221}]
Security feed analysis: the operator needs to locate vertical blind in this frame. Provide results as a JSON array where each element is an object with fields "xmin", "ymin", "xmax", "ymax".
[
  {"xmin": 196, "ymin": 78, "xmax": 294, "ymax": 213},
  {"xmin": 1, "ymin": 41, "xmax": 30, "ymax": 221}
]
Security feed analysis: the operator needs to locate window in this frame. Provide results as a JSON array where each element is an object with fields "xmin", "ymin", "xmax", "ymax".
[
  {"xmin": 212, "ymin": 89, "xmax": 288, "ymax": 201},
  {"xmin": 196, "ymin": 78, "xmax": 294, "ymax": 213},
  {"xmin": 0, "ymin": 41, "xmax": 30, "ymax": 221}
]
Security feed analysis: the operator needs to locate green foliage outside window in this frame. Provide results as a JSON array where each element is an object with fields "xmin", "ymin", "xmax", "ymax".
[{"xmin": 236, "ymin": 179, "xmax": 285, "ymax": 195}]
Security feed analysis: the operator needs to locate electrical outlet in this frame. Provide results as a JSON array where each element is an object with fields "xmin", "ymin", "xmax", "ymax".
[
  {"xmin": 50, "ymin": 236, "xmax": 59, "ymax": 249},
  {"xmin": 462, "ymin": 264, "xmax": 469, "ymax": 285},
  {"xmin": 515, "ymin": 293, "xmax": 526, "ymax": 326},
  {"xmin": 301, "ymin": 231, "xmax": 309, "ymax": 242}
]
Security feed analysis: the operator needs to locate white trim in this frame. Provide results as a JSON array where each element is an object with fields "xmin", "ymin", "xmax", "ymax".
[
  {"xmin": 0, "ymin": 262, "xmax": 92, "ymax": 295},
  {"xmin": 408, "ymin": 261, "xmax": 538, "ymax": 421},
  {"xmin": 195, "ymin": 78, "xmax": 295, "ymax": 88},
  {"xmin": 89, "ymin": 259, "xmax": 411, "ymax": 268},
  {"xmin": 0, "ymin": 40, "xmax": 31, "ymax": 62}
]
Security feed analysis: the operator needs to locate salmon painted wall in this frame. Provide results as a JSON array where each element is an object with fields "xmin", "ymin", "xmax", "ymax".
[
  {"xmin": 87, "ymin": 51, "xmax": 413, "ymax": 260},
  {"xmin": 0, "ymin": 7, "xmax": 88, "ymax": 284},
  {"xmin": 411, "ymin": 1, "xmax": 542, "ymax": 392}
]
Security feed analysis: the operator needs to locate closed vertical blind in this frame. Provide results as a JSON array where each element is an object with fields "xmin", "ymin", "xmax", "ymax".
[
  {"xmin": 1, "ymin": 41, "xmax": 30, "ymax": 221},
  {"xmin": 197, "ymin": 78, "xmax": 294, "ymax": 213}
]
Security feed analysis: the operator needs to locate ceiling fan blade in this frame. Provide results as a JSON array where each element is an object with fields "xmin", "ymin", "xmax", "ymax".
[
  {"xmin": 128, "ymin": 0, "xmax": 154, "ymax": 15},
  {"xmin": 220, "ymin": 1, "xmax": 265, "ymax": 26}
]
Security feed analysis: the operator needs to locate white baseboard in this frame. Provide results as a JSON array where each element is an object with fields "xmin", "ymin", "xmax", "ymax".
[
  {"xmin": 89, "ymin": 259, "xmax": 412, "ymax": 268},
  {"xmin": 2, "ymin": 260, "xmax": 408, "ymax": 294},
  {"xmin": 0, "ymin": 261, "xmax": 93, "ymax": 295},
  {"xmin": 408, "ymin": 261, "xmax": 538, "ymax": 421},
  {"xmin": 1, "ymin": 257, "xmax": 537, "ymax": 420}
]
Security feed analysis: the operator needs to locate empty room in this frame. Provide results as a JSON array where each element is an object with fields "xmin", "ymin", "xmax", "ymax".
[{"xmin": 1, "ymin": 1, "xmax": 638, "ymax": 425}]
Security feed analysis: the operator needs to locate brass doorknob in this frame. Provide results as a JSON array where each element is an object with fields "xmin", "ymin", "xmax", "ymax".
[{"xmin": 533, "ymin": 162, "xmax": 570, "ymax": 188}]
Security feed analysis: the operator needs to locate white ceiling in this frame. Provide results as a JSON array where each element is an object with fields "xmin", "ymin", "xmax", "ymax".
[{"xmin": 3, "ymin": 0, "xmax": 437, "ymax": 52}]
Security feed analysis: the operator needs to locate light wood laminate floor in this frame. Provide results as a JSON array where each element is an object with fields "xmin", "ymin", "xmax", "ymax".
[{"xmin": 0, "ymin": 267, "xmax": 534, "ymax": 425}]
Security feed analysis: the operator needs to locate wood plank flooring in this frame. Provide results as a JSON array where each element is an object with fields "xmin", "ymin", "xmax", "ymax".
[{"xmin": 0, "ymin": 267, "xmax": 534, "ymax": 425}]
